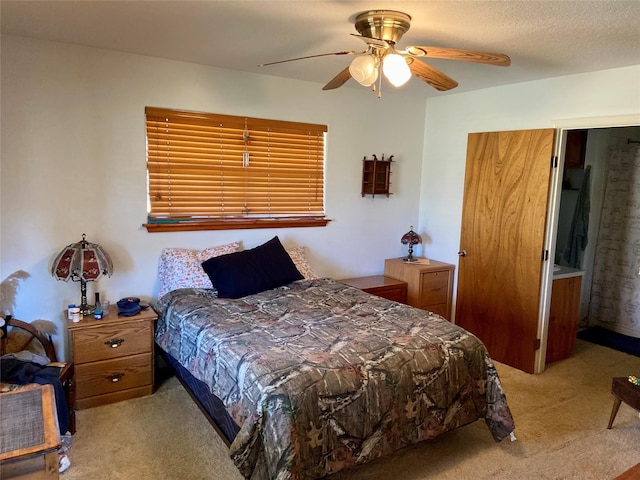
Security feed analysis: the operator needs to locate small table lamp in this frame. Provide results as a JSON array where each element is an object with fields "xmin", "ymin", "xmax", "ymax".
[
  {"xmin": 401, "ymin": 226, "xmax": 421, "ymax": 262},
  {"xmin": 51, "ymin": 234, "xmax": 113, "ymax": 315}
]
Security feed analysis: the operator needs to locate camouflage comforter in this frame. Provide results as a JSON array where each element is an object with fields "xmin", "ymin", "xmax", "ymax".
[{"xmin": 155, "ymin": 278, "xmax": 514, "ymax": 479}]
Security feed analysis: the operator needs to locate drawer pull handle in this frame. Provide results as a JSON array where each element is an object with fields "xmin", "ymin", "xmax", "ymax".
[
  {"xmin": 107, "ymin": 373, "xmax": 124, "ymax": 383},
  {"xmin": 105, "ymin": 338, "xmax": 125, "ymax": 348}
]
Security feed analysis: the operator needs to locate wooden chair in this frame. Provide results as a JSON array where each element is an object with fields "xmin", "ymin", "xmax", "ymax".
[
  {"xmin": 0, "ymin": 384, "xmax": 61, "ymax": 479},
  {"xmin": 0, "ymin": 316, "xmax": 76, "ymax": 434}
]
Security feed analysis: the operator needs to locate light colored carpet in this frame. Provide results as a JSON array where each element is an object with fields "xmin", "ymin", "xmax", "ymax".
[{"xmin": 62, "ymin": 340, "xmax": 640, "ymax": 479}]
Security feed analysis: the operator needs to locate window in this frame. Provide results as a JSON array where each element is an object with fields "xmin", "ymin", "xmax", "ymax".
[{"xmin": 144, "ymin": 107, "xmax": 329, "ymax": 232}]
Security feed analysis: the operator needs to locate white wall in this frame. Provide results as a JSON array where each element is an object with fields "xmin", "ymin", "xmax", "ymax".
[
  {"xmin": 418, "ymin": 65, "xmax": 640, "ymax": 314},
  {"xmin": 1, "ymin": 36, "xmax": 427, "ymax": 359},
  {"xmin": 3, "ymin": 34, "xmax": 639, "ymax": 359}
]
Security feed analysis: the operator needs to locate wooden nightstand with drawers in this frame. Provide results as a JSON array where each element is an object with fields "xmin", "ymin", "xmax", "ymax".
[
  {"xmin": 341, "ymin": 275, "xmax": 408, "ymax": 304},
  {"xmin": 67, "ymin": 306, "xmax": 157, "ymax": 409},
  {"xmin": 384, "ymin": 258, "xmax": 455, "ymax": 320}
]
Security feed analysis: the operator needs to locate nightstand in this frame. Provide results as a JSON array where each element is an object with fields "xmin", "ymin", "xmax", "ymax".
[
  {"xmin": 384, "ymin": 258, "xmax": 455, "ymax": 320},
  {"xmin": 341, "ymin": 275, "xmax": 408, "ymax": 303},
  {"xmin": 67, "ymin": 305, "xmax": 157, "ymax": 409}
]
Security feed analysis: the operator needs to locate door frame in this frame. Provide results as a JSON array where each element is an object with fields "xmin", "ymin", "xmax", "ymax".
[{"xmin": 535, "ymin": 113, "xmax": 640, "ymax": 373}]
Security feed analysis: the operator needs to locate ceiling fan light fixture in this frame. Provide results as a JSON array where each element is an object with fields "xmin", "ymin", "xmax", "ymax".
[
  {"xmin": 405, "ymin": 46, "xmax": 427, "ymax": 57},
  {"xmin": 354, "ymin": 10, "xmax": 411, "ymax": 44},
  {"xmin": 262, "ymin": 9, "xmax": 510, "ymax": 94},
  {"xmin": 382, "ymin": 53, "xmax": 411, "ymax": 87},
  {"xmin": 349, "ymin": 55, "xmax": 378, "ymax": 87}
]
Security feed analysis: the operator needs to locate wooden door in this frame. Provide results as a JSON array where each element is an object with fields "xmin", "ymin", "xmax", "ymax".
[{"xmin": 456, "ymin": 129, "xmax": 555, "ymax": 373}]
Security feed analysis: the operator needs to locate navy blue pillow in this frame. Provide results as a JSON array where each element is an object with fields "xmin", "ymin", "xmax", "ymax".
[{"xmin": 201, "ymin": 236, "xmax": 303, "ymax": 299}]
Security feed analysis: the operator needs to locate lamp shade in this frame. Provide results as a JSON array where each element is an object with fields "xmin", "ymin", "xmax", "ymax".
[
  {"xmin": 51, "ymin": 234, "xmax": 113, "ymax": 315},
  {"xmin": 401, "ymin": 226, "xmax": 421, "ymax": 262},
  {"xmin": 401, "ymin": 227, "xmax": 421, "ymax": 246},
  {"xmin": 382, "ymin": 53, "xmax": 412, "ymax": 87},
  {"xmin": 52, "ymin": 234, "xmax": 113, "ymax": 282},
  {"xmin": 349, "ymin": 55, "xmax": 378, "ymax": 87}
]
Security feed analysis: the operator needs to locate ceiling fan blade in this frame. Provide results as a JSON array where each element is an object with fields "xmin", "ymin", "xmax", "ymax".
[
  {"xmin": 322, "ymin": 67, "xmax": 352, "ymax": 90},
  {"xmin": 408, "ymin": 60, "xmax": 458, "ymax": 91},
  {"xmin": 405, "ymin": 46, "xmax": 511, "ymax": 66},
  {"xmin": 259, "ymin": 50, "xmax": 364, "ymax": 67}
]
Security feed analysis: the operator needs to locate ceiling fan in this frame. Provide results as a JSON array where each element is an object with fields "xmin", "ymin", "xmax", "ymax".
[{"xmin": 259, "ymin": 10, "xmax": 510, "ymax": 97}]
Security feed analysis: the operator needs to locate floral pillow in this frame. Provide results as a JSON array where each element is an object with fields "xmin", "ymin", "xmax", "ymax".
[
  {"xmin": 285, "ymin": 246, "xmax": 318, "ymax": 279},
  {"xmin": 157, "ymin": 242, "xmax": 240, "ymax": 298}
]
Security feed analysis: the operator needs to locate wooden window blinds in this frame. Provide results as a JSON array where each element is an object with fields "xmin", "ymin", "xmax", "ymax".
[{"xmin": 144, "ymin": 107, "xmax": 329, "ymax": 232}]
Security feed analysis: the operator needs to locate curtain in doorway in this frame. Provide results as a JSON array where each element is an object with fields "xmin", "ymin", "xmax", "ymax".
[
  {"xmin": 589, "ymin": 145, "xmax": 640, "ymax": 331},
  {"xmin": 563, "ymin": 166, "xmax": 591, "ymax": 268}
]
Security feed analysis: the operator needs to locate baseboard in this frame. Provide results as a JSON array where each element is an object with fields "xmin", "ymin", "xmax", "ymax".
[{"xmin": 595, "ymin": 321, "xmax": 640, "ymax": 339}]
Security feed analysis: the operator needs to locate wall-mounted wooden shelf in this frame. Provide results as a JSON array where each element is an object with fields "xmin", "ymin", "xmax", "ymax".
[{"xmin": 361, "ymin": 155, "xmax": 393, "ymax": 197}]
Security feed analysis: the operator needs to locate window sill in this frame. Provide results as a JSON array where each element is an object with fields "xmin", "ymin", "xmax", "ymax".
[{"xmin": 143, "ymin": 217, "xmax": 331, "ymax": 233}]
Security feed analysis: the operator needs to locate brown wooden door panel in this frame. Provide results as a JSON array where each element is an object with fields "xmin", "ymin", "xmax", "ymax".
[{"xmin": 456, "ymin": 129, "xmax": 555, "ymax": 373}]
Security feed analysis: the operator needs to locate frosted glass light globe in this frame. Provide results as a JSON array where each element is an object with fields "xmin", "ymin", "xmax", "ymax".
[
  {"xmin": 349, "ymin": 55, "xmax": 378, "ymax": 87},
  {"xmin": 382, "ymin": 54, "xmax": 411, "ymax": 87}
]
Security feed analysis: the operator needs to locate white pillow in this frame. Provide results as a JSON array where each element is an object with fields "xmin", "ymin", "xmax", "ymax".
[
  {"xmin": 285, "ymin": 246, "xmax": 318, "ymax": 280},
  {"xmin": 157, "ymin": 242, "xmax": 240, "ymax": 298}
]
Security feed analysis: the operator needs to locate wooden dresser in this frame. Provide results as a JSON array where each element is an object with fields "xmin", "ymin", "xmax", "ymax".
[
  {"xmin": 340, "ymin": 275, "xmax": 408, "ymax": 303},
  {"xmin": 384, "ymin": 258, "xmax": 455, "ymax": 320},
  {"xmin": 67, "ymin": 306, "xmax": 157, "ymax": 409}
]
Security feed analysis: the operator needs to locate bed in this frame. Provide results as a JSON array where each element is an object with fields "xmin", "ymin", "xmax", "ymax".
[{"xmin": 153, "ymin": 237, "xmax": 515, "ymax": 480}]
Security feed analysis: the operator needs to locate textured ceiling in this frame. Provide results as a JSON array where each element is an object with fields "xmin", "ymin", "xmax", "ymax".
[{"xmin": 2, "ymin": 0, "xmax": 639, "ymax": 99}]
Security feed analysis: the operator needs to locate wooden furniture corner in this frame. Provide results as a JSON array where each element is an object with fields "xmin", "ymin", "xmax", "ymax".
[
  {"xmin": 384, "ymin": 258, "xmax": 455, "ymax": 320},
  {"xmin": 341, "ymin": 275, "xmax": 408, "ymax": 304},
  {"xmin": 608, "ymin": 377, "xmax": 640, "ymax": 429},
  {"xmin": 546, "ymin": 275, "xmax": 582, "ymax": 363},
  {"xmin": 614, "ymin": 463, "xmax": 640, "ymax": 480}
]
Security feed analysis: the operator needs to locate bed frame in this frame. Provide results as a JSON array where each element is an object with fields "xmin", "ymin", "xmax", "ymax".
[{"xmin": 159, "ymin": 348, "xmax": 239, "ymax": 446}]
